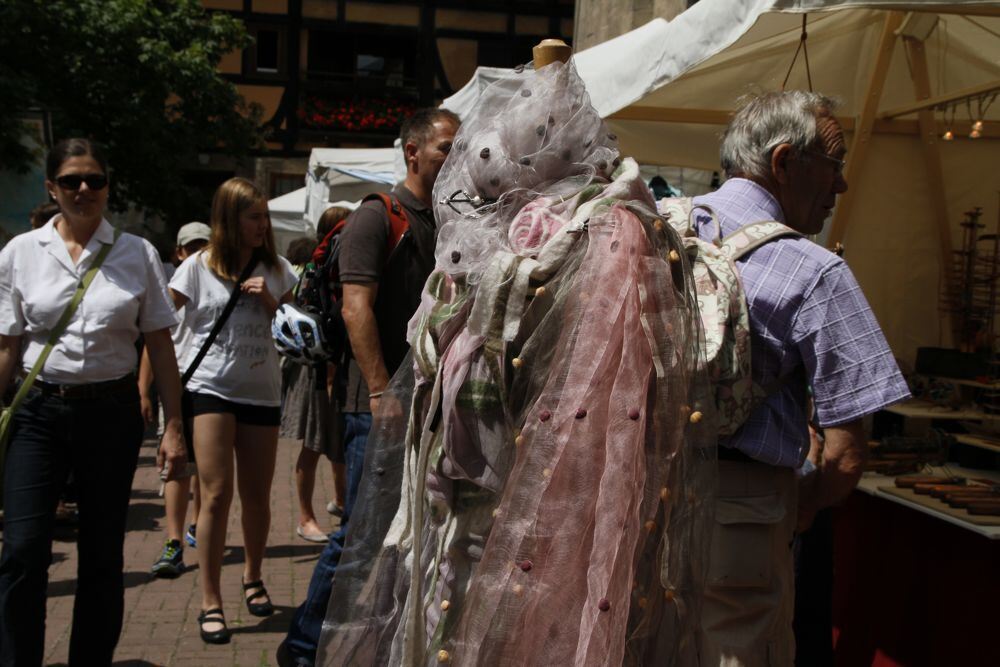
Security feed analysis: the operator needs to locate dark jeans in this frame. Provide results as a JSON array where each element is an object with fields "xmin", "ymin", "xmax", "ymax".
[
  {"xmin": 0, "ymin": 384, "xmax": 143, "ymax": 667},
  {"xmin": 285, "ymin": 411, "xmax": 372, "ymax": 665},
  {"xmin": 794, "ymin": 508, "xmax": 835, "ymax": 667}
]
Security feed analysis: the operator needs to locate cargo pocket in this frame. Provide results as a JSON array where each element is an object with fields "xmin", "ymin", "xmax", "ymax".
[{"xmin": 707, "ymin": 492, "xmax": 784, "ymax": 589}]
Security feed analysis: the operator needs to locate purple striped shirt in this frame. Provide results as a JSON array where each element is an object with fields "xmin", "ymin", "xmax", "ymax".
[{"xmin": 691, "ymin": 179, "xmax": 910, "ymax": 467}]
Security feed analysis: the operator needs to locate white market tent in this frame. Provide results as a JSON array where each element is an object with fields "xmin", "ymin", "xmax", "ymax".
[
  {"xmin": 305, "ymin": 145, "xmax": 406, "ymax": 228},
  {"xmin": 269, "ymin": 187, "xmax": 362, "ymax": 254},
  {"xmin": 267, "ymin": 145, "xmax": 406, "ymax": 254},
  {"xmin": 268, "ymin": 186, "xmax": 310, "ymax": 254},
  {"xmin": 444, "ymin": 0, "xmax": 1000, "ymax": 363}
]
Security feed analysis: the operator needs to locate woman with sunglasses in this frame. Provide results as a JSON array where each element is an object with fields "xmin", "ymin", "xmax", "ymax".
[
  {"xmin": 0, "ymin": 138, "xmax": 186, "ymax": 665},
  {"xmin": 168, "ymin": 177, "xmax": 296, "ymax": 644}
]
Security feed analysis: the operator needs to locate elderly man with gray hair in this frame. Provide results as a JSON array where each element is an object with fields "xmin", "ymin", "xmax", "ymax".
[{"xmin": 690, "ymin": 91, "xmax": 909, "ymax": 663}]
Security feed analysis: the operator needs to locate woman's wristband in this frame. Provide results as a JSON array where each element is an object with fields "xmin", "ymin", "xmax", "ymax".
[{"xmin": 368, "ymin": 390, "xmax": 384, "ymax": 399}]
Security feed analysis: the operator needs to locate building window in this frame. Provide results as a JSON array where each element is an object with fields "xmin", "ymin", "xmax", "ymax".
[
  {"xmin": 269, "ymin": 172, "xmax": 303, "ymax": 198},
  {"xmin": 256, "ymin": 29, "xmax": 280, "ymax": 73},
  {"xmin": 306, "ymin": 29, "xmax": 417, "ymax": 89},
  {"xmin": 307, "ymin": 30, "xmax": 354, "ymax": 76},
  {"xmin": 248, "ymin": 25, "xmax": 286, "ymax": 77}
]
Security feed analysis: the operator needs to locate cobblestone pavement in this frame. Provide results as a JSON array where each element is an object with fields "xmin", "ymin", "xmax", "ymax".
[{"xmin": 16, "ymin": 438, "xmax": 339, "ymax": 667}]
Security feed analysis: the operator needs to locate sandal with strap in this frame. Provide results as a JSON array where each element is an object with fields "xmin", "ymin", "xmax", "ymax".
[
  {"xmin": 242, "ymin": 578, "xmax": 274, "ymax": 617},
  {"xmin": 197, "ymin": 607, "xmax": 231, "ymax": 644}
]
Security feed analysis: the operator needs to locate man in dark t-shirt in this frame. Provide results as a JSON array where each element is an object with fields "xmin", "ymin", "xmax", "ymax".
[
  {"xmin": 279, "ymin": 107, "xmax": 460, "ymax": 667},
  {"xmin": 338, "ymin": 182, "xmax": 437, "ymax": 412}
]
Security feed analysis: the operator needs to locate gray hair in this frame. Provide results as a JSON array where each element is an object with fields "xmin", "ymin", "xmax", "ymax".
[{"xmin": 720, "ymin": 91, "xmax": 840, "ymax": 179}]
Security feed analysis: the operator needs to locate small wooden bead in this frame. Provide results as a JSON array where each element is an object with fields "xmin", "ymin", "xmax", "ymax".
[
  {"xmin": 598, "ymin": 598, "xmax": 611, "ymax": 612},
  {"xmin": 438, "ymin": 649, "xmax": 451, "ymax": 663},
  {"xmin": 440, "ymin": 600, "xmax": 451, "ymax": 611},
  {"xmin": 689, "ymin": 411, "xmax": 703, "ymax": 424},
  {"xmin": 512, "ymin": 357, "xmax": 523, "ymax": 369},
  {"xmin": 668, "ymin": 249, "xmax": 680, "ymax": 262},
  {"xmin": 535, "ymin": 286, "xmax": 546, "ymax": 297}
]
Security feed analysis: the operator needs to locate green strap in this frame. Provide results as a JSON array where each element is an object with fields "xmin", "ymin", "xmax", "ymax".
[{"xmin": 5, "ymin": 229, "xmax": 121, "ymax": 412}]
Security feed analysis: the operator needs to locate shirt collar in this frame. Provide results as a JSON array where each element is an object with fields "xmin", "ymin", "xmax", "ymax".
[
  {"xmin": 391, "ymin": 183, "xmax": 432, "ymax": 215},
  {"xmin": 92, "ymin": 217, "xmax": 116, "ymax": 245},
  {"xmin": 712, "ymin": 178, "xmax": 787, "ymax": 225},
  {"xmin": 39, "ymin": 216, "xmax": 116, "ymax": 274},
  {"xmin": 39, "ymin": 216, "xmax": 115, "ymax": 246}
]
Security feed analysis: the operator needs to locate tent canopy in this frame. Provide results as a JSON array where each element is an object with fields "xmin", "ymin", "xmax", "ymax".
[
  {"xmin": 305, "ymin": 145, "xmax": 406, "ymax": 227},
  {"xmin": 444, "ymin": 0, "xmax": 1000, "ymax": 362},
  {"xmin": 268, "ymin": 186, "xmax": 312, "ymax": 255}
]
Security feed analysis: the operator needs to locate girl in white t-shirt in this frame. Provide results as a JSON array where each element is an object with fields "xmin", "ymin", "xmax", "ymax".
[{"xmin": 168, "ymin": 178, "xmax": 296, "ymax": 644}]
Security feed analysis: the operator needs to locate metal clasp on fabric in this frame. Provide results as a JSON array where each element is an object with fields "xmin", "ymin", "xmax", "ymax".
[{"xmin": 439, "ymin": 189, "xmax": 496, "ymax": 219}]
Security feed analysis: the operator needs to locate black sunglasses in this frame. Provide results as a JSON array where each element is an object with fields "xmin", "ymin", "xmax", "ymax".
[{"xmin": 55, "ymin": 173, "xmax": 108, "ymax": 191}]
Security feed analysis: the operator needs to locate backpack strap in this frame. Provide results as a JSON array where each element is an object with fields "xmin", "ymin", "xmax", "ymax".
[
  {"xmin": 719, "ymin": 221, "xmax": 801, "ymax": 261},
  {"xmin": 660, "ymin": 197, "xmax": 727, "ymax": 245},
  {"xmin": 690, "ymin": 202, "xmax": 723, "ymax": 245},
  {"xmin": 362, "ymin": 192, "xmax": 410, "ymax": 258}
]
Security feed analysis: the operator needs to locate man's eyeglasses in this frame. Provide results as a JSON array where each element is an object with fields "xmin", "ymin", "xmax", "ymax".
[
  {"xmin": 55, "ymin": 174, "xmax": 108, "ymax": 191},
  {"xmin": 803, "ymin": 150, "xmax": 846, "ymax": 175}
]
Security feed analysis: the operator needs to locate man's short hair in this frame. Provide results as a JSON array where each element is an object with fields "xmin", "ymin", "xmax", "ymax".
[
  {"xmin": 720, "ymin": 91, "xmax": 840, "ymax": 180},
  {"xmin": 400, "ymin": 108, "xmax": 460, "ymax": 148}
]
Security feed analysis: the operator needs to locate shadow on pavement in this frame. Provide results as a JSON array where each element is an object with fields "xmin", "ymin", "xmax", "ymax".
[
  {"xmin": 123, "ymin": 502, "xmax": 165, "ymax": 532},
  {"xmin": 220, "ymin": 542, "xmax": 324, "ymax": 567},
  {"xmin": 46, "ymin": 570, "xmax": 151, "ymax": 598},
  {"xmin": 230, "ymin": 604, "xmax": 296, "ymax": 635}
]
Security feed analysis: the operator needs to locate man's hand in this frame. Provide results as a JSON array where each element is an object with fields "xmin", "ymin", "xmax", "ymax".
[
  {"xmin": 798, "ymin": 419, "xmax": 867, "ymax": 526},
  {"xmin": 369, "ymin": 390, "xmax": 405, "ymax": 421},
  {"xmin": 157, "ymin": 418, "xmax": 187, "ymax": 482}
]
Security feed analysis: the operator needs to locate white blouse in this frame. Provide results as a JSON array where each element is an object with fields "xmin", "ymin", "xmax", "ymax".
[{"xmin": 0, "ymin": 217, "xmax": 178, "ymax": 385}]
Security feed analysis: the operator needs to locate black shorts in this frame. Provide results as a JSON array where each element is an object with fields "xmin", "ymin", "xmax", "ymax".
[{"xmin": 186, "ymin": 391, "xmax": 281, "ymax": 427}]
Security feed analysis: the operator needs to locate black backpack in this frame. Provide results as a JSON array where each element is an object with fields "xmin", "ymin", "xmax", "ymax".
[{"xmin": 293, "ymin": 193, "xmax": 410, "ymax": 362}]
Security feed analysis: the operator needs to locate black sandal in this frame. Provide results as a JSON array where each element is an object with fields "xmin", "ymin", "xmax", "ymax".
[
  {"xmin": 242, "ymin": 578, "xmax": 274, "ymax": 617},
  {"xmin": 197, "ymin": 607, "xmax": 231, "ymax": 644}
]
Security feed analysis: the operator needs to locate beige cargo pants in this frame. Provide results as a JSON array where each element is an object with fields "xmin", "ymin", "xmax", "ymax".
[{"xmin": 697, "ymin": 460, "xmax": 798, "ymax": 666}]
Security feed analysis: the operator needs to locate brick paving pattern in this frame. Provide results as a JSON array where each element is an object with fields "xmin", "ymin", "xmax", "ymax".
[{"xmin": 9, "ymin": 438, "xmax": 338, "ymax": 667}]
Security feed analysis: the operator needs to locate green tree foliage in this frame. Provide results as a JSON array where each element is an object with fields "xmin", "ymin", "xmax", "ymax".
[{"xmin": 0, "ymin": 0, "xmax": 264, "ymax": 221}]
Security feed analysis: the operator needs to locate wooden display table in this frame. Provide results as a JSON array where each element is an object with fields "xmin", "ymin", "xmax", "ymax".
[{"xmin": 854, "ymin": 465, "xmax": 1000, "ymax": 539}]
